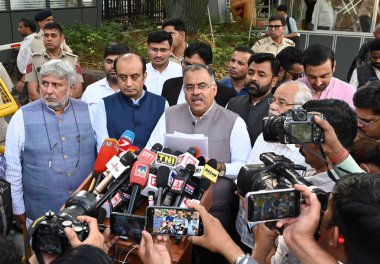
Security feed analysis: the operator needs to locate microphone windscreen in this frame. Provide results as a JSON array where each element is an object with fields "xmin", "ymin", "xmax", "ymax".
[
  {"xmin": 197, "ymin": 156, "xmax": 206, "ymax": 166},
  {"xmin": 120, "ymin": 130, "xmax": 135, "ymax": 143},
  {"xmin": 130, "ymin": 161, "xmax": 150, "ymax": 187},
  {"xmin": 199, "ymin": 177, "xmax": 211, "ymax": 191},
  {"xmin": 185, "ymin": 163, "xmax": 196, "ymax": 173},
  {"xmin": 97, "ymin": 208, "xmax": 107, "ymax": 223},
  {"xmin": 151, "ymin": 143, "xmax": 163, "ymax": 153},
  {"xmin": 119, "ymin": 151, "xmax": 137, "ymax": 166},
  {"xmin": 207, "ymin": 159, "xmax": 218, "ymax": 169},
  {"xmin": 162, "ymin": 148, "xmax": 172, "ymax": 154},
  {"xmin": 94, "ymin": 138, "xmax": 119, "ymax": 174},
  {"xmin": 150, "ymin": 167, "xmax": 158, "ymax": 175},
  {"xmin": 186, "ymin": 147, "xmax": 198, "ymax": 157},
  {"xmin": 173, "ymin": 151, "xmax": 183, "ymax": 157},
  {"xmin": 156, "ymin": 166, "xmax": 170, "ymax": 188}
]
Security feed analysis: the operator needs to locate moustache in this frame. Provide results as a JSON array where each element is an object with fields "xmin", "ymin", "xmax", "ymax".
[
  {"xmin": 246, "ymin": 81, "xmax": 260, "ymax": 90},
  {"xmin": 191, "ymin": 95, "xmax": 204, "ymax": 101}
]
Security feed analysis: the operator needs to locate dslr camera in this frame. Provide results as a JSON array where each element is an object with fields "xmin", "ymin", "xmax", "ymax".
[
  {"xmin": 263, "ymin": 108, "xmax": 324, "ymax": 144},
  {"xmin": 32, "ymin": 190, "xmax": 98, "ymax": 255}
]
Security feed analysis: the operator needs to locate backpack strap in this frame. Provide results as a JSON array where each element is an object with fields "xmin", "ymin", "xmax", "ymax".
[{"xmin": 286, "ymin": 16, "xmax": 292, "ymax": 34}]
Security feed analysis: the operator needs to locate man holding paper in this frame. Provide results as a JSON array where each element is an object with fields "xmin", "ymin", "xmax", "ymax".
[{"xmin": 146, "ymin": 64, "xmax": 251, "ymax": 229}]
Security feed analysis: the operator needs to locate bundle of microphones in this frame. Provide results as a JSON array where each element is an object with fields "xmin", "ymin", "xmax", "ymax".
[{"xmin": 89, "ymin": 130, "xmax": 221, "ymax": 217}]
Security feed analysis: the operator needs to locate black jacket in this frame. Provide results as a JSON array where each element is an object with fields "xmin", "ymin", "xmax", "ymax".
[{"xmin": 161, "ymin": 77, "xmax": 236, "ymax": 107}]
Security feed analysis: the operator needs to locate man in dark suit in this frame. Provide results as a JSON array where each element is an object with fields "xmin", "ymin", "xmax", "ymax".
[{"xmin": 162, "ymin": 41, "xmax": 235, "ymax": 107}]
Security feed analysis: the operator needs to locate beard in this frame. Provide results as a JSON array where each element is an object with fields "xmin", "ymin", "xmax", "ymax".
[
  {"xmin": 246, "ymin": 80, "xmax": 272, "ymax": 97},
  {"xmin": 372, "ymin": 61, "xmax": 380, "ymax": 69},
  {"xmin": 43, "ymin": 92, "xmax": 70, "ymax": 111},
  {"xmin": 106, "ymin": 72, "xmax": 118, "ymax": 84}
]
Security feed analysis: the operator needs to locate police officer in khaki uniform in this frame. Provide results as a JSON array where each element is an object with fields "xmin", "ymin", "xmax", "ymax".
[
  {"xmin": 26, "ymin": 22, "xmax": 83, "ymax": 101},
  {"xmin": 252, "ymin": 14, "xmax": 295, "ymax": 56},
  {"xmin": 26, "ymin": 9, "xmax": 72, "ymax": 63}
]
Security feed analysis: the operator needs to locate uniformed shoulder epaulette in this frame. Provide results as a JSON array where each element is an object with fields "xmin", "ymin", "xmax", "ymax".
[
  {"xmin": 64, "ymin": 52, "xmax": 78, "ymax": 58},
  {"xmin": 284, "ymin": 38, "xmax": 295, "ymax": 45},
  {"xmin": 257, "ymin": 37, "xmax": 271, "ymax": 45},
  {"xmin": 31, "ymin": 51, "xmax": 44, "ymax": 57}
]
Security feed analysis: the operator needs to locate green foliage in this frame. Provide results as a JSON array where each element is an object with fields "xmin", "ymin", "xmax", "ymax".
[
  {"xmin": 64, "ymin": 19, "xmax": 259, "ymax": 78},
  {"xmin": 64, "ymin": 21, "xmax": 125, "ymax": 69}
]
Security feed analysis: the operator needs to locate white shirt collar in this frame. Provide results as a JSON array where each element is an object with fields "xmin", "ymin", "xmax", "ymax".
[{"xmin": 130, "ymin": 89, "xmax": 146, "ymax": 105}]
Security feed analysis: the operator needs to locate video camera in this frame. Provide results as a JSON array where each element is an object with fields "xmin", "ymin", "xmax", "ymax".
[
  {"xmin": 32, "ymin": 190, "xmax": 98, "ymax": 255},
  {"xmin": 263, "ymin": 108, "xmax": 324, "ymax": 144},
  {"xmin": 237, "ymin": 152, "xmax": 329, "ymax": 220}
]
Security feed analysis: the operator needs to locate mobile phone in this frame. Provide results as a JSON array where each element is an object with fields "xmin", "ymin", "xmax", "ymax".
[
  {"xmin": 145, "ymin": 206, "xmax": 204, "ymax": 237},
  {"xmin": 245, "ymin": 188, "xmax": 301, "ymax": 223},
  {"xmin": 110, "ymin": 212, "xmax": 145, "ymax": 243}
]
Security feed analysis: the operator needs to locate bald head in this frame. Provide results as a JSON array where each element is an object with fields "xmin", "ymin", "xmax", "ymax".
[
  {"xmin": 114, "ymin": 53, "xmax": 146, "ymax": 75},
  {"xmin": 115, "ymin": 53, "xmax": 147, "ymax": 100}
]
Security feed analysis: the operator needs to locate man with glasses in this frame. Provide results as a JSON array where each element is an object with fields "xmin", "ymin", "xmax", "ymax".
[
  {"xmin": 353, "ymin": 81, "xmax": 380, "ymax": 140},
  {"xmin": 227, "ymin": 53, "xmax": 278, "ymax": 146},
  {"xmin": 161, "ymin": 41, "xmax": 235, "ymax": 107},
  {"xmin": 252, "ymin": 14, "xmax": 295, "ymax": 56},
  {"xmin": 276, "ymin": 46, "xmax": 304, "ymax": 86},
  {"xmin": 147, "ymin": 65, "xmax": 251, "ymax": 242},
  {"xmin": 144, "ymin": 31, "xmax": 182, "ymax": 96},
  {"xmin": 232, "ymin": 81, "xmax": 312, "ymax": 252},
  {"xmin": 297, "ymin": 44, "xmax": 356, "ymax": 108},
  {"xmin": 5, "ymin": 59, "xmax": 96, "ymax": 227}
]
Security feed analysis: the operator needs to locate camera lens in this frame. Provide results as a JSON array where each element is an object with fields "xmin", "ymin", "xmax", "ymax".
[{"xmin": 296, "ymin": 112, "xmax": 306, "ymax": 120}]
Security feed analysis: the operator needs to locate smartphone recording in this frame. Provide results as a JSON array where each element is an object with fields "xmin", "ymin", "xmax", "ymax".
[
  {"xmin": 145, "ymin": 207, "xmax": 204, "ymax": 237},
  {"xmin": 246, "ymin": 188, "xmax": 301, "ymax": 222}
]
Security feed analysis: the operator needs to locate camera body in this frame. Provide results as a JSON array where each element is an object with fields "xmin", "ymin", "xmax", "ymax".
[
  {"xmin": 237, "ymin": 152, "xmax": 328, "ymax": 222},
  {"xmin": 263, "ymin": 108, "xmax": 324, "ymax": 144},
  {"xmin": 32, "ymin": 190, "xmax": 97, "ymax": 255}
]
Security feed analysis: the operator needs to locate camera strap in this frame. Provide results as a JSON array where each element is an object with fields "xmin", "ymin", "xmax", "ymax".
[{"xmin": 285, "ymin": 132, "xmax": 341, "ymax": 183}]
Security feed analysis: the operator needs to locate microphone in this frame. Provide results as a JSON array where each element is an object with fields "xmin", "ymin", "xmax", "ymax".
[
  {"xmin": 187, "ymin": 147, "xmax": 200, "ymax": 158},
  {"xmin": 176, "ymin": 148, "xmax": 200, "ymax": 171},
  {"xmin": 162, "ymin": 164, "xmax": 196, "ymax": 206},
  {"xmin": 193, "ymin": 156, "xmax": 206, "ymax": 178},
  {"xmin": 155, "ymin": 148, "xmax": 177, "ymax": 169},
  {"xmin": 89, "ymin": 139, "xmax": 119, "ymax": 191},
  {"xmin": 177, "ymin": 179, "xmax": 198, "ymax": 207},
  {"xmin": 137, "ymin": 143, "xmax": 163, "ymax": 165},
  {"xmin": 201, "ymin": 159, "xmax": 219, "ymax": 183},
  {"xmin": 93, "ymin": 151, "xmax": 136, "ymax": 195},
  {"xmin": 96, "ymin": 168, "xmax": 132, "ymax": 209},
  {"xmin": 155, "ymin": 166, "xmax": 170, "ymax": 206},
  {"xmin": 118, "ymin": 130, "xmax": 135, "ymax": 153},
  {"xmin": 196, "ymin": 177, "xmax": 211, "ymax": 200},
  {"xmin": 126, "ymin": 161, "xmax": 150, "ymax": 214},
  {"xmin": 141, "ymin": 167, "xmax": 158, "ymax": 200}
]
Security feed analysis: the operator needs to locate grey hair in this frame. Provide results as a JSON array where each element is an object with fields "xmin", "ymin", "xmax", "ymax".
[
  {"xmin": 39, "ymin": 59, "xmax": 76, "ymax": 87},
  {"xmin": 184, "ymin": 64, "xmax": 216, "ymax": 84},
  {"xmin": 280, "ymin": 80, "xmax": 313, "ymax": 105}
]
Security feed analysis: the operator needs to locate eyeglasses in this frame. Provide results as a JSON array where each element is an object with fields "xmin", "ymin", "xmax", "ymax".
[
  {"xmin": 181, "ymin": 59, "xmax": 193, "ymax": 68},
  {"xmin": 285, "ymin": 70, "xmax": 305, "ymax": 80},
  {"xmin": 184, "ymin": 82, "xmax": 213, "ymax": 92},
  {"xmin": 357, "ymin": 117, "xmax": 380, "ymax": 127},
  {"xmin": 268, "ymin": 24, "xmax": 283, "ymax": 29},
  {"xmin": 48, "ymin": 138, "xmax": 80, "ymax": 175},
  {"xmin": 268, "ymin": 98, "xmax": 301, "ymax": 108},
  {"xmin": 149, "ymin": 47, "xmax": 170, "ymax": 53}
]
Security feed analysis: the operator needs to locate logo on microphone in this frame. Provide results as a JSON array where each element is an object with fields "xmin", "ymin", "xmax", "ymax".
[
  {"xmin": 202, "ymin": 164, "xmax": 219, "ymax": 183},
  {"xmin": 139, "ymin": 149, "xmax": 156, "ymax": 164},
  {"xmin": 171, "ymin": 179, "xmax": 185, "ymax": 192},
  {"xmin": 135, "ymin": 164, "xmax": 148, "ymax": 178},
  {"xmin": 119, "ymin": 138, "xmax": 132, "ymax": 148},
  {"xmin": 156, "ymin": 152, "xmax": 177, "ymax": 167},
  {"xmin": 184, "ymin": 184, "xmax": 195, "ymax": 195}
]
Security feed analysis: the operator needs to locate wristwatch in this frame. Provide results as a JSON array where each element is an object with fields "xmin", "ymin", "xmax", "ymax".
[{"xmin": 217, "ymin": 162, "xmax": 226, "ymax": 177}]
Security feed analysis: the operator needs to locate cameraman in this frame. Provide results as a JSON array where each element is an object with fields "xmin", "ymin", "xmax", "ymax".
[
  {"xmin": 254, "ymin": 99, "xmax": 360, "ymax": 263},
  {"xmin": 28, "ymin": 216, "xmax": 117, "ymax": 264},
  {"xmin": 235, "ymin": 81, "xmax": 313, "ymax": 251},
  {"xmin": 278, "ymin": 173, "xmax": 380, "ymax": 264}
]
